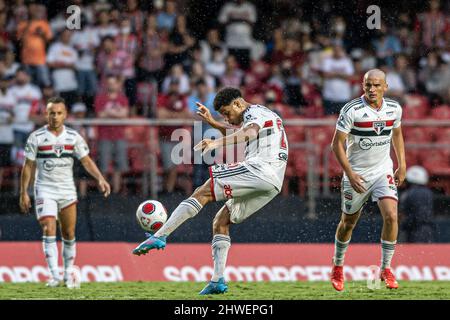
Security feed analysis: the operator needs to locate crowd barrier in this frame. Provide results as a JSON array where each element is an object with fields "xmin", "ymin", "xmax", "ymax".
[{"xmin": 1, "ymin": 243, "xmax": 449, "ymax": 283}]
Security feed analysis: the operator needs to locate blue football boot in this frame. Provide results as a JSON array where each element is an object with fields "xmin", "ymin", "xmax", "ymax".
[
  {"xmin": 199, "ymin": 277, "xmax": 228, "ymax": 295},
  {"xmin": 132, "ymin": 233, "xmax": 167, "ymax": 256}
]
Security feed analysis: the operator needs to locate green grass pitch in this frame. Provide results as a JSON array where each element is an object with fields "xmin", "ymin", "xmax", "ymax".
[{"xmin": 0, "ymin": 281, "xmax": 449, "ymax": 300}]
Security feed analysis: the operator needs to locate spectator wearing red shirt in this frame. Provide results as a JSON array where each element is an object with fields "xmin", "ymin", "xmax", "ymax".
[
  {"xmin": 415, "ymin": 0, "xmax": 449, "ymax": 53},
  {"xmin": 95, "ymin": 75, "xmax": 130, "ymax": 194},
  {"xmin": 271, "ymin": 36, "xmax": 304, "ymax": 70},
  {"xmin": 157, "ymin": 79, "xmax": 192, "ymax": 194},
  {"xmin": 96, "ymin": 36, "xmax": 134, "ymax": 94}
]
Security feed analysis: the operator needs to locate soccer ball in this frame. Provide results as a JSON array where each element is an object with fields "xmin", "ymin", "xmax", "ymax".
[{"xmin": 136, "ymin": 200, "xmax": 168, "ymax": 233}]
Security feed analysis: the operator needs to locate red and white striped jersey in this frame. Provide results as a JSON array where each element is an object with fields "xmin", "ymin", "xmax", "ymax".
[
  {"xmin": 24, "ymin": 125, "xmax": 89, "ymax": 198},
  {"xmin": 242, "ymin": 104, "xmax": 288, "ymax": 191},
  {"xmin": 336, "ymin": 95, "xmax": 402, "ymax": 180}
]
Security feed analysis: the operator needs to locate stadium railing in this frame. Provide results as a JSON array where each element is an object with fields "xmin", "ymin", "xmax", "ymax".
[{"xmin": 2, "ymin": 118, "xmax": 449, "ymax": 217}]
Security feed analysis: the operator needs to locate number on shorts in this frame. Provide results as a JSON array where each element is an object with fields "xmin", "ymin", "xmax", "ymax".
[{"xmin": 387, "ymin": 174, "xmax": 394, "ymax": 185}]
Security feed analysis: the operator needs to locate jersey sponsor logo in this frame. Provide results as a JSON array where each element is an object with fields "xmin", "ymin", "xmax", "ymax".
[
  {"xmin": 354, "ymin": 105, "xmax": 365, "ymax": 110},
  {"xmin": 42, "ymin": 160, "xmax": 71, "ymax": 171},
  {"xmin": 224, "ymin": 184, "xmax": 233, "ymax": 199},
  {"xmin": 359, "ymin": 138, "xmax": 390, "ymax": 150},
  {"xmin": 386, "ymin": 111, "xmax": 394, "ymax": 116}
]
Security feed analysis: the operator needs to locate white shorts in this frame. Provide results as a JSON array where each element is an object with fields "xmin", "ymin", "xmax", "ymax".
[
  {"xmin": 341, "ymin": 172, "xmax": 398, "ymax": 215},
  {"xmin": 209, "ymin": 162, "xmax": 279, "ymax": 224},
  {"xmin": 35, "ymin": 198, "xmax": 78, "ymax": 221}
]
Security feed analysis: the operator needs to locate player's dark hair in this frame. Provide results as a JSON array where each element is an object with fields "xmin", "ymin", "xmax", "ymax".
[
  {"xmin": 213, "ymin": 87, "xmax": 242, "ymax": 111},
  {"xmin": 47, "ymin": 96, "xmax": 66, "ymax": 106}
]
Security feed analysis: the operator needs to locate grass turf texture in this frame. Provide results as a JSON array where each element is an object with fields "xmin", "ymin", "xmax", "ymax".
[{"xmin": 0, "ymin": 281, "xmax": 449, "ymax": 300}]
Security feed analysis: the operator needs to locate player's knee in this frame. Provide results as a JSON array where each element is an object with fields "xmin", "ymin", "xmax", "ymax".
[
  {"xmin": 61, "ymin": 229, "xmax": 75, "ymax": 240},
  {"xmin": 192, "ymin": 179, "xmax": 214, "ymax": 205},
  {"xmin": 213, "ymin": 213, "xmax": 231, "ymax": 234},
  {"xmin": 213, "ymin": 218, "xmax": 229, "ymax": 234},
  {"xmin": 383, "ymin": 211, "xmax": 398, "ymax": 225},
  {"xmin": 341, "ymin": 218, "xmax": 357, "ymax": 231},
  {"xmin": 40, "ymin": 218, "xmax": 56, "ymax": 236}
]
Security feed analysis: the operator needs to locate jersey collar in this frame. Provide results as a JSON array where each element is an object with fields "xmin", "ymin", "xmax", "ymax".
[
  {"xmin": 361, "ymin": 95, "xmax": 386, "ymax": 112},
  {"xmin": 46, "ymin": 125, "xmax": 66, "ymax": 137}
]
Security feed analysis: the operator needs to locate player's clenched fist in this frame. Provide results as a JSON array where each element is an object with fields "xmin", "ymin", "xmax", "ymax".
[
  {"xmin": 19, "ymin": 193, "xmax": 31, "ymax": 214},
  {"xmin": 98, "ymin": 178, "xmax": 111, "ymax": 197}
]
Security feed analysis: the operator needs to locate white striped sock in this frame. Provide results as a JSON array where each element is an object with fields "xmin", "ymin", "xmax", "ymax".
[
  {"xmin": 42, "ymin": 236, "xmax": 60, "ymax": 280},
  {"xmin": 154, "ymin": 198, "xmax": 203, "ymax": 237},
  {"xmin": 381, "ymin": 239, "xmax": 396, "ymax": 269},
  {"xmin": 62, "ymin": 238, "xmax": 76, "ymax": 281},
  {"xmin": 333, "ymin": 237, "xmax": 351, "ymax": 266},
  {"xmin": 211, "ymin": 234, "xmax": 231, "ymax": 282}
]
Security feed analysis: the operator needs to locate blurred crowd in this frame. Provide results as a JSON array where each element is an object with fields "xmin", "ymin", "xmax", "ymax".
[{"xmin": 0, "ymin": 0, "xmax": 449, "ymax": 195}]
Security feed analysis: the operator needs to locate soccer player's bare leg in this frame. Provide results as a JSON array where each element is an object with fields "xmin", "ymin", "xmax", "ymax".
[
  {"xmin": 59, "ymin": 203, "xmax": 77, "ymax": 283},
  {"xmin": 331, "ymin": 209, "xmax": 361, "ymax": 291},
  {"xmin": 377, "ymin": 198, "xmax": 399, "ymax": 289},
  {"xmin": 153, "ymin": 178, "xmax": 214, "ymax": 238},
  {"xmin": 40, "ymin": 217, "xmax": 59, "ymax": 283}
]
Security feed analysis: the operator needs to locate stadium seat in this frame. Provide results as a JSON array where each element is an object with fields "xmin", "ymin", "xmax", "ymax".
[
  {"xmin": 403, "ymin": 94, "xmax": 430, "ymax": 118},
  {"xmin": 435, "ymin": 127, "xmax": 450, "ymax": 144},
  {"xmin": 430, "ymin": 105, "xmax": 450, "ymax": 119},
  {"xmin": 284, "ymin": 125, "xmax": 305, "ymax": 142},
  {"xmin": 306, "ymin": 126, "xmax": 335, "ymax": 151},
  {"xmin": 421, "ymin": 149, "xmax": 450, "ymax": 194},
  {"xmin": 403, "ymin": 127, "xmax": 434, "ymax": 142},
  {"xmin": 421, "ymin": 150, "xmax": 450, "ymax": 175}
]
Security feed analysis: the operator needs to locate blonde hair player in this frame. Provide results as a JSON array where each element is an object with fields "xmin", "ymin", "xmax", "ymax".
[
  {"xmin": 19, "ymin": 97, "xmax": 111, "ymax": 287},
  {"xmin": 330, "ymin": 69, "xmax": 406, "ymax": 291}
]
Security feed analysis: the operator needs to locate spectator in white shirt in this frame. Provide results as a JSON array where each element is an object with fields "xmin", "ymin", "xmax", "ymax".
[
  {"xmin": 205, "ymin": 46, "xmax": 227, "ymax": 79},
  {"xmin": 1, "ymin": 49, "xmax": 21, "ymax": 79},
  {"xmin": 47, "ymin": 29, "xmax": 79, "ymax": 110},
  {"xmin": 218, "ymin": 0, "xmax": 257, "ymax": 70},
  {"xmin": 9, "ymin": 68, "xmax": 42, "ymax": 151},
  {"xmin": 162, "ymin": 64, "xmax": 190, "ymax": 95},
  {"xmin": 95, "ymin": 10, "xmax": 119, "ymax": 39},
  {"xmin": 0, "ymin": 76, "xmax": 15, "ymax": 189},
  {"xmin": 71, "ymin": 19, "xmax": 100, "ymax": 110},
  {"xmin": 321, "ymin": 44, "xmax": 354, "ymax": 115}
]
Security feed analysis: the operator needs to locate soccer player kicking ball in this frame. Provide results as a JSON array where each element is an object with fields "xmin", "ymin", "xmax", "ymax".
[
  {"xmin": 133, "ymin": 87, "xmax": 288, "ymax": 295},
  {"xmin": 330, "ymin": 69, "xmax": 406, "ymax": 291},
  {"xmin": 19, "ymin": 97, "xmax": 111, "ymax": 287}
]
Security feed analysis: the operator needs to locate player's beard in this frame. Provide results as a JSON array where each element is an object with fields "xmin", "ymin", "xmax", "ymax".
[{"xmin": 48, "ymin": 120, "xmax": 63, "ymax": 131}]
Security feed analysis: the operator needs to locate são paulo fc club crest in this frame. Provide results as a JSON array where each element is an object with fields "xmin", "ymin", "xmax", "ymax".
[
  {"xmin": 373, "ymin": 121, "xmax": 386, "ymax": 135},
  {"xmin": 53, "ymin": 144, "xmax": 64, "ymax": 157}
]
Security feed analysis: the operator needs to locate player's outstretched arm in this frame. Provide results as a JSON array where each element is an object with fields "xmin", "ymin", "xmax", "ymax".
[
  {"xmin": 332, "ymin": 129, "xmax": 367, "ymax": 193},
  {"xmin": 392, "ymin": 126, "xmax": 406, "ymax": 186},
  {"xmin": 19, "ymin": 159, "xmax": 36, "ymax": 214},
  {"xmin": 80, "ymin": 156, "xmax": 111, "ymax": 197},
  {"xmin": 195, "ymin": 102, "xmax": 234, "ymax": 136},
  {"xmin": 194, "ymin": 123, "xmax": 260, "ymax": 154}
]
